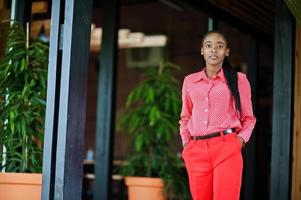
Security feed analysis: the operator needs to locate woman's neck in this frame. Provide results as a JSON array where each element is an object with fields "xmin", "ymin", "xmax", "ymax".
[{"xmin": 205, "ymin": 65, "xmax": 222, "ymax": 78}]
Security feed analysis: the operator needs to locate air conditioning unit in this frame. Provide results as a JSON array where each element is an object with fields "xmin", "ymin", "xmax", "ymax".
[{"xmin": 126, "ymin": 47, "xmax": 166, "ymax": 68}]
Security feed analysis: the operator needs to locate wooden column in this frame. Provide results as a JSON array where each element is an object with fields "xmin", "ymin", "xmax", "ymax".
[
  {"xmin": 41, "ymin": 0, "xmax": 63, "ymax": 199},
  {"xmin": 93, "ymin": 0, "xmax": 120, "ymax": 199},
  {"xmin": 42, "ymin": 0, "xmax": 92, "ymax": 199},
  {"xmin": 270, "ymin": 0, "xmax": 294, "ymax": 199},
  {"xmin": 241, "ymin": 35, "xmax": 258, "ymax": 200},
  {"xmin": 292, "ymin": 26, "xmax": 301, "ymax": 200}
]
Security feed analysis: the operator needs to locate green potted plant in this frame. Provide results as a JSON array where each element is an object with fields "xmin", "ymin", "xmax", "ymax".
[
  {"xmin": 117, "ymin": 61, "xmax": 190, "ymax": 200},
  {"xmin": 0, "ymin": 21, "xmax": 48, "ymax": 200}
]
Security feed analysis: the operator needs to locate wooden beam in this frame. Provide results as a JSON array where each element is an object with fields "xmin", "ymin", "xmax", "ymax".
[
  {"xmin": 177, "ymin": 0, "xmax": 273, "ymax": 46},
  {"xmin": 292, "ymin": 26, "xmax": 301, "ymax": 200},
  {"xmin": 270, "ymin": 0, "xmax": 294, "ymax": 199},
  {"xmin": 93, "ymin": 0, "xmax": 120, "ymax": 199},
  {"xmin": 207, "ymin": 0, "xmax": 273, "ymax": 34}
]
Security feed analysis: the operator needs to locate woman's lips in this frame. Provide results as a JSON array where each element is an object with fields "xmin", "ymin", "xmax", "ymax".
[{"xmin": 209, "ymin": 55, "xmax": 218, "ymax": 59}]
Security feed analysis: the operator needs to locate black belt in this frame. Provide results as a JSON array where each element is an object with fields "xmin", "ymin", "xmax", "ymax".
[{"xmin": 190, "ymin": 128, "xmax": 236, "ymax": 140}]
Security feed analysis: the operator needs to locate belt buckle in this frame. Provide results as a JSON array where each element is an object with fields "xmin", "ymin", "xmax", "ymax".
[{"xmin": 224, "ymin": 128, "xmax": 233, "ymax": 134}]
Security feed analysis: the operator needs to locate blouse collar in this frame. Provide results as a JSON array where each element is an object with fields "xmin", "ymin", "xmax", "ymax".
[{"xmin": 193, "ymin": 67, "xmax": 226, "ymax": 83}]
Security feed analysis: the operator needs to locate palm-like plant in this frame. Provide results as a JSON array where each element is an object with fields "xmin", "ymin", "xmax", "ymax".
[
  {"xmin": 118, "ymin": 61, "xmax": 190, "ymax": 199},
  {"xmin": 0, "ymin": 22, "xmax": 48, "ymax": 173},
  {"xmin": 284, "ymin": 0, "xmax": 301, "ymax": 25}
]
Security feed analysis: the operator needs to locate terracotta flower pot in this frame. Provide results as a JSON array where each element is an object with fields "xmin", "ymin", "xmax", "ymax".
[
  {"xmin": 125, "ymin": 176, "xmax": 167, "ymax": 200},
  {"xmin": 0, "ymin": 173, "xmax": 42, "ymax": 200}
]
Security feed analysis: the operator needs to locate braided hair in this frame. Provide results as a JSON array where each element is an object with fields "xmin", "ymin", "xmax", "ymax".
[{"xmin": 201, "ymin": 30, "xmax": 242, "ymax": 114}]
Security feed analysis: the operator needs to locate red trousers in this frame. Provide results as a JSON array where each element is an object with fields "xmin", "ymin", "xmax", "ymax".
[{"xmin": 182, "ymin": 133, "xmax": 243, "ymax": 200}]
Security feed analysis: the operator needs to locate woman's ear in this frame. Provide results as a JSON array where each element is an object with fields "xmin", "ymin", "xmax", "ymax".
[{"xmin": 201, "ymin": 47, "xmax": 204, "ymax": 55}]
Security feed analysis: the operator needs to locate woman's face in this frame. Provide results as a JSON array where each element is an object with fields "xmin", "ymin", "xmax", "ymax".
[{"xmin": 201, "ymin": 33, "xmax": 229, "ymax": 67}]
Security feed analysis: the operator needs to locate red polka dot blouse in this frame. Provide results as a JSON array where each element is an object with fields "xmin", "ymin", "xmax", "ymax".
[{"xmin": 179, "ymin": 67, "xmax": 256, "ymax": 145}]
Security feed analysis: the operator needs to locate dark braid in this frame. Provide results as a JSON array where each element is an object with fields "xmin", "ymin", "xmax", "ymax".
[
  {"xmin": 201, "ymin": 30, "xmax": 242, "ymax": 114},
  {"xmin": 223, "ymin": 57, "xmax": 242, "ymax": 114}
]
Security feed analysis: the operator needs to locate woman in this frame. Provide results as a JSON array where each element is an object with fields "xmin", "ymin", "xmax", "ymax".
[{"xmin": 179, "ymin": 30, "xmax": 256, "ymax": 200}]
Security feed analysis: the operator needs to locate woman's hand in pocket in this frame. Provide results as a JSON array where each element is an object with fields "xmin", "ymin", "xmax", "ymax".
[{"xmin": 236, "ymin": 136, "xmax": 245, "ymax": 147}]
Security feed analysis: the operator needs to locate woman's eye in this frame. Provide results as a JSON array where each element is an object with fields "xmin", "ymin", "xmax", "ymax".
[
  {"xmin": 205, "ymin": 44, "xmax": 212, "ymax": 48},
  {"xmin": 218, "ymin": 45, "xmax": 224, "ymax": 49}
]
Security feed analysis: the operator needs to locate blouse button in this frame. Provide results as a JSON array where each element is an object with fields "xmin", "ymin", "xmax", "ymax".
[
  {"xmin": 204, "ymin": 121, "xmax": 207, "ymax": 124},
  {"xmin": 205, "ymin": 109, "xmax": 208, "ymax": 112}
]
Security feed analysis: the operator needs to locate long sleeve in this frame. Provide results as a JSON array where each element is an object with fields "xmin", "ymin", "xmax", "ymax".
[
  {"xmin": 179, "ymin": 77, "xmax": 193, "ymax": 146},
  {"xmin": 237, "ymin": 74, "xmax": 256, "ymax": 143}
]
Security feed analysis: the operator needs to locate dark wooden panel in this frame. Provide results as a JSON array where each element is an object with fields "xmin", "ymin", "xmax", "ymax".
[{"xmin": 270, "ymin": 0, "xmax": 294, "ymax": 199}]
